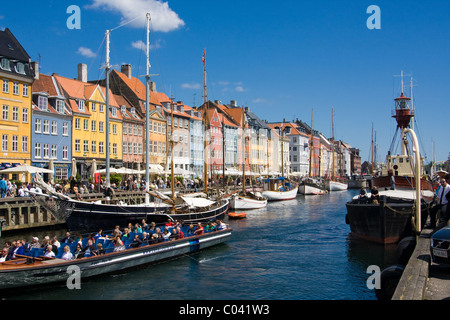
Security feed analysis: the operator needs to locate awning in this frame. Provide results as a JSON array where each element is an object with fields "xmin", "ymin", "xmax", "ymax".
[{"xmin": 1, "ymin": 163, "xmax": 12, "ymax": 169}]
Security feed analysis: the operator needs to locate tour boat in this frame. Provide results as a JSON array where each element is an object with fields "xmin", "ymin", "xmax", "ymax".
[{"xmin": 0, "ymin": 226, "xmax": 232, "ymax": 290}]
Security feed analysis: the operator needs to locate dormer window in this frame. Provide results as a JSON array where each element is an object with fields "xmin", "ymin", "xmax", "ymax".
[
  {"xmin": 121, "ymin": 105, "xmax": 126, "ymax": 114},
  {"xmin": 56, "ymin": 99, "xmax": 64, "ymax": 114},
  {"xmin": 38, "ymin": 95, "xmax": 48, "ymax": 111},
  {"xmin": 15, "ymin": 62, "xmax": 25, "ymax": 74},
  {"xmin": 130, "ymin": 107, "xmax": 135, "ymax": 114},
  {"xmin": 77, "ymin": 100, "xmax": 85, "ymax": 111},
  {"xmin": 111, "ymin": 107, "xmax": 117, "ymax": 117},
  {"xmin": 1, "ymin": 58, "xmax": 10, "ymax": 71}
]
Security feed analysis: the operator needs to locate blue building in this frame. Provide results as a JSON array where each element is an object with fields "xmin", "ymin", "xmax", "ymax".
[{"xmin": 31, "ymin": 73, "xmax": 72, "ymax": 181}]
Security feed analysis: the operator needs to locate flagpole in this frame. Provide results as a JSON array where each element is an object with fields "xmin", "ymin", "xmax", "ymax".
[{"xmin": 203, "ymin": 49, "xmax": 208, "ymax": 193}]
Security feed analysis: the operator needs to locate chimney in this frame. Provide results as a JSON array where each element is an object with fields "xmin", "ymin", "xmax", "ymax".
[
  {"xmin": 230, "ymin": 100, "xmax": 237, "ymax": 108},
  {"xmin": 77, "ymin": 63, "xmax": 87, "ymax": 83},
  {"xmin": 150, "ymin": 81, "xmax": 156, "ymax": 92},
  {"xmin": 31, "ymin": 61, "xmax": 39, "ymax": 80},
  {"xmin": 121, "ymin": 64, "xmax": 132, "ymax": 79}
]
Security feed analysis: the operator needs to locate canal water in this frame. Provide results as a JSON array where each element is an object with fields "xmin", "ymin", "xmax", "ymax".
[{"xmin": 1, "ymin": 189, "xmax": 399, "ymax": 300}]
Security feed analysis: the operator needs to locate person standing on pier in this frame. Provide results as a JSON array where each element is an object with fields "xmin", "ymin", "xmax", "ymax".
[
  {"xmin": 425, "ymin": 178, "xmax": 450, "ymax": 229},
  {"xmin": 0, "ymin": 176, "xmax": 6, "ymax": 198}
]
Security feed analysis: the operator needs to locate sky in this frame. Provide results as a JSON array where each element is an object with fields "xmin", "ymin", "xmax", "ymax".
[{"xmin": 1, "ymin": 0, "xmax": 449, "ymax": 164}]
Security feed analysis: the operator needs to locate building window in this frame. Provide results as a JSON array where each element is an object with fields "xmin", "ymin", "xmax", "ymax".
[
  {"xmin": 111, "ymin": 107, "xmax": 117, "ymax": 117},
  {"xmin": 34, "ymin": 143, "xmax": 41, "ymax": 158},
  {"xmin": 51, "ymin": 121, "xmax": 57, "ymax": 135},
  {"xmin": 99, "ymin": 104, "xmax": 104, "ymax": 112},
  {"xmin": 34, "ymin": 118, "xmax": 41, "ymax": 133},
  {"xmin": 63, "ymin": 122, "xmax": 69, "ymax": 136},
  {"xmin": 1, "ymin": 58, "xmax": 10, "ymax": 71},
  {"xmin": 15, "ymin": 62, "xmax": 25, "ymax": 74},
  {"xmin": 99, "ymin": 121, "xmax": 104, "ymax": 132},
  {"xmin": 22, "ymin": 136, "xmax": 28, "ymax": 152},
  {"xmin": 2, "ymin": 80, "xmax": 8, "ymax": 93},
  {"xmin": 22, "ymin": 108, "xmax": 28, "ymax": 123},
  {"xmin": 43, "ymin": 144, "xmax": 49, "ymax": 158},
  {"xmin": 75, "ymin": 118, "xmax": 80, "ymax": 130},
  {"xmin": 38, "ymin": 95, "xmax": 48, "ymax": 111},
  {"xmin": 99, "ymin": 142, "xmax": 104, "ymax": 154},
  {"xmin": 75, "ymin": 139, "xmax": 80, "ymax": 152},
  {"xmin": 113, "ymin": 143, "xmax": 117, "ymax": 155},
  {"xmin": 91, "ymin": 141, "xmax": 96, "ymax": 153},
  {"xmin": 2, "ymin": 105, "xmax": 8, "ymax": 120},
  {"xmin": 123, "ymin": 123, "xmax": 127, "ymax": 135},
  {"xmin": 12, "ymin": 81, "xmax": 19, "ymax": 95},
  {"xmin": 77, "ymin": 100, "xmax": 85, "ymax": 111},
  {"xmin": 91, "ymin": 120, "xmax": 96, "ymax": 132},
  {"xmin": 149, "ymin": 121, "xmax": 153, "ymax": 132},
  {"xmin": 83, "ymin": 140, "xmax": 89, "ymax": 153},
  {"xmin": 62, "ymin": 146, "xmax": 68, "ymax": 160},
  {"xmin": 51, "ymin": 145, "xmax": 57, "ymax": 158},
  {"xmin": 2, "ymin": 135, "xmax": 8, "ymax": 151},
  {"xmin": 123, "ymin": 142, "xmax": 128, "ymax": 154},
  {"xmin": 138, "ymin": 143, "xmax": 142, "ymax": 154},
  {"xmin": 43, "ymin": 120, "xmax": 50, "ymax": 134},
  {"xmin": 22, "ymin": 84, "xmax": 28, "ymax": 97},
  {"xmin": 113, "ymin": 124, "xmax": 117, "ymax": 135},
  {"xmin": 55, "ymin": 168, "xmax": 68, "ymax": 181},
  {"xmin": 56, "ymin": 100, "xmax": 64, "ymax": 114},
  {"xmin": 12, "ymin": 106, "xmax": 18, "ymax": 122},
  {"xmin": 91, "ymin": 103, "xmax": 96, "ymax": 112},
  {"xmin": 83, "ymin": 119, "xmax": 89, "ymax": 131},
  {"xmin": 12, "ymin": 135, "xmax": 18, "ymax": 152}
]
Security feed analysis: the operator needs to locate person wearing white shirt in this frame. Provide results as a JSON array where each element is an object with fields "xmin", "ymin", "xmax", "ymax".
[
  {"xmin": 61, "ymin": 246, "xmax": 73, "ymax": 261},
  {"xmin": 425, "ymin": 178, "xmax": 450, "ymax": 229}
]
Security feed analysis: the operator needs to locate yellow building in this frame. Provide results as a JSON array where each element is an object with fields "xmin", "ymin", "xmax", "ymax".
[
  {"xmin": 55, "ymin": 70, "xmax": 123, "ymax": 182},
  {"xmin": 0, "ymin": 28, "xmax": 35, "ymax": 181}
]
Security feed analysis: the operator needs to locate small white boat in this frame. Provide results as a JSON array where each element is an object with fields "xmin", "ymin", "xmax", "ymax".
[
  {"xmin": 262, "ymin": 177, "xmax": 298, "ymax": 201},
  {"xmin": 230, "ymin": 192, "xmax": 268, "ymax": 209},
  {"xmin": 326, "ymin": 180, "xmax": 348, "ymax": 191},
  {"xmin": 298, "ymin": 184, "xmax": 327, "ymax": 195}
]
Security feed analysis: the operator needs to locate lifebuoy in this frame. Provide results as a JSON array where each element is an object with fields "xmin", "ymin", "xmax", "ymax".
[{"xmin": 375, "ymin": 264, "xmax": 405, "ymax": 300}]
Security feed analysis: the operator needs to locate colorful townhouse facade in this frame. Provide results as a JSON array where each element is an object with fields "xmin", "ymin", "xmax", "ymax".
[
  {"xmin": 31, "ymin": 73, "xmax": 72, "ymax": 181},
  {"xmin": 0, "ymin": 28, "xmax": 34, "ymax": 181}
]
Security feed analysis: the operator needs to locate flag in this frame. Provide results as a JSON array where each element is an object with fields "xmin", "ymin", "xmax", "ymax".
[{"xmin": 202, "ymin": 49, "xmax": 206, "ymax": 65}]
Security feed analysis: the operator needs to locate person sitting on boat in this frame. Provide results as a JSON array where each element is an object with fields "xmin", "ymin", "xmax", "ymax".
[
  {"xmin": 93, "ymin": 243, "xmax": 105, "ymax": 255},
  {"xmin": 44, "ymin": 245, "xmax": 55, "ymax": 258},
  {"xmin": 162, "ymin": 227, "xmax": 172, "ymax": 241},
  {"xmin": 134, "ymin": 223, "xmax": 143, "ymax": 233},
  {"xmin": 370, "ymin": 187, "xmax": 380, "ymax": 205},
  {"xmin": 142, "ymin": 232, "xmax": 150, "ymax": 243},
  {"xmin": 62, "ymin": 232, "xmax": 73, "ymax": 244},
  {"xmin": 74, "ymin": 244, "xmax": 84, "ymax": 259},
  {"xmin": 217, "ymin": 220, "xmax": 228, "ymax": 230},
  {"xmin": 122, "ymin": 228, "xmax": 131, "ymax": 239},
  {"xmin": 30, "ymin": 237, "xmax": 40, "ymax": 249},
  {"xmin": 113, "ymin": 236, "xmax": 125, "ymax": 252},
  {"xmin": 12, "ymin": 240, "xmax": 25, "ymax": 259},
  {"xmin": 61, "ymin": 245, "xmax": 73, "ymax": 261},
  {"xmin": 194, "ymin": 223, "xmax": 204, "ymax": 235},
  {"xmin": 130, "ymin": 234, "xmax": 142, "ymax": 248},
  {"xmin": 0, "ymin": 248, "xmax": 8, "ymax": 262},
  {"xmin": 169, "ymin": 227, "xmax": 178, "ymax": 241},
  {"xmin": 82, "ymin": 239, "xmax": 96, "ymax": 256},
  {"xmin": 148, "ymin": 222, "xmax": 157, "ymax": 234},
  {"xmin": 176, "ymin": 227, "xmax": 185, "ymax": 239},
  {"xmin": 187, "ymin": 224, "xmax": 196, "ymax": 236}
]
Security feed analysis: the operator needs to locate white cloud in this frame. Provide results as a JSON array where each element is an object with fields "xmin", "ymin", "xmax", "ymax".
[
  {"xmin": 86, "ymin": 0, "xmax": 185, "ymax": 32},
  {"xmin": 181, "ymin": 82, "xmax": 201, "ymax": 90},
  {"xmin": 235, "ymin": 86, "xmax": 246, "ymax": 92},
  {"xmin": 77, "ymin": 47, "xmax": 97, "ymax": 58},
  {"xmin": 131, "ymin": 39, "xmax": 162, "ymax": 52},
  {"xmin": 252, "ymin": 98, "xmax": 266, "ymax": 103}
]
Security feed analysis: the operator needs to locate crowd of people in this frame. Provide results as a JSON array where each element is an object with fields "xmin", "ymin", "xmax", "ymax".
[{"xmin": 0, "ymin": 218, "xmax": 229, "ymax": 263}]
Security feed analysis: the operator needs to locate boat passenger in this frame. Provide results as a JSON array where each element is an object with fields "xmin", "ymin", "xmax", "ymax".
[
  {"xmin": 113, "ymin": 225, "xmax": 122, "ymax": 236},
  {"xmin": 370, "ymin": 187, "xmax": 380, "ymax": 205},
  {"xmin": 176, "ymin": 227, "xmax": 185, "ymax": 239},
  {"xmin": 61, "ymin": 246, "xmax": 73, "ymax": 261},
  {"xmin": 113, "ymin": 236, "xmax": 125, "ymax": 252},
  {"xmin": 13, "ymin": 240, "xmax": 25, "ymax": 258},
  {"xmin": 187, "ymin": 224, "xmax": 195, "ymax": 236},
  {"xmin": 82, "ymin": 239, "xmax": 96, "ymax": 256},
  {"xmin": 130, "ymin": 234, "xmax": 142, "ymax": 248},
  {"xmin": 217, "ymin": 220, "xmax": 228, "ymax": 231},
  {"xmin": 142, "ymin": 232, "xmax": 150, "ymax": 243},
  {"xmin": 62, "ymin": 232, "xmax": 73, "ymax": 244},
  {"xmin": 134, "ymin": 223, "xmax": 142, "ymax": 233},
  {"xmin": 44, "ymin": 245, "xmax": 55, "ymax": 258},
  {"xmin": 122, "ymin": 228, "xmax": 131, "ymax": 239},
  {"xmin": 163, "ymin": 227, "xmax": 171, "ymax": 241},
  {"xmin": 0, "ymin": 248, "xmax": 8, "ymax": 262},
  {"xmin": 30, "ymin": 237, "xmax": 40, "ymax": 249},
  {"xmin": 148, "ymin": 222, "xmax": 157, "ymax": 233},
  {"xmin": 194, "ymin": 223, "xmax": 204, "ymax": 235},
  {"xmin": 74, "ymin": 244, "xmax": 84, "ymax": 259},
  {"xmin": 94, "ymin": 243, "xmax": 105, "ymax": 255},
  {"xmin": 141, "ymin": 219, "xmax": 149, "ymax": 231}
]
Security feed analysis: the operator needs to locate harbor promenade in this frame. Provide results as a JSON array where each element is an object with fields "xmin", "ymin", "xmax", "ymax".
[{"xmin": 393, "ymin": 229, "xmax": 450, "ymax": 300}]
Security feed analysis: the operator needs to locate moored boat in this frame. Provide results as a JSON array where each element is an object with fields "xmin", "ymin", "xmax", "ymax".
[
  {"xmin": 325, "ymin": 179, "xmax": 348, "ymax": 191},
  {"xmin": 0, "ymin": 226, "xmax": 232, "ymax": 290},
  {"xmin": 262, "ymin": 177, "xmax": 298, "ymax": 201},
  {"xmin": 298, "ymin": 178, "xmax": 327, "ymax": 195},
  {"xmin": 229, "ymin": 192, "xmax": 267, "ymax": 209}
]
